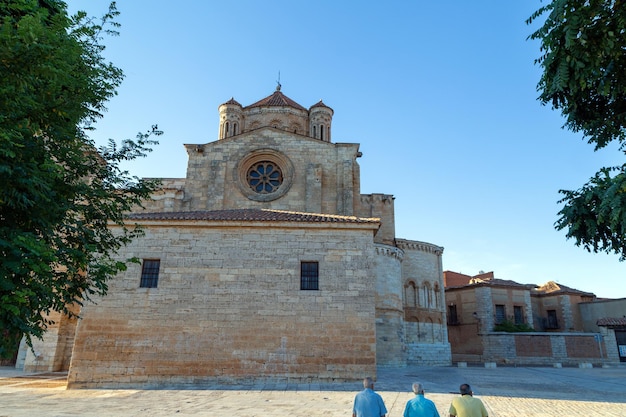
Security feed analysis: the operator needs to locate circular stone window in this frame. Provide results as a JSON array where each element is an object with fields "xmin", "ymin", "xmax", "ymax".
[
  {"xmin": 236, "ymin": 149, "xmax": 294, "ymax": 202},
  {"xmin": 247, "ymin": 161, "xmax": 283, "ymax": 194}
]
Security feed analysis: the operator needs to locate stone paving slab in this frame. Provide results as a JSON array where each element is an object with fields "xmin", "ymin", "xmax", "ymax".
[{"xmin": 0, "ymin": 365, "xmax": 625, "ymax": 416}]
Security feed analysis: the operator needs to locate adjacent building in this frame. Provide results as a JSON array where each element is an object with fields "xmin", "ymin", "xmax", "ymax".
[{"xmin": 444, "ymin": 271, "xmax": 624, "ymax": 365}]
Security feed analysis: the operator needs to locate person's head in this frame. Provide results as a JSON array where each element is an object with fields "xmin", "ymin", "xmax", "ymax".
[
  {"xmin": 459, "ymin": 383, "xmax": 472, "ymax": 396},
  {"xmin": 363, "ymin": 377, "xmax": 375, "ymax": 389},
  {"xmin": 412, "ymin": 382, "xmax": 424, "ymax": 395}
]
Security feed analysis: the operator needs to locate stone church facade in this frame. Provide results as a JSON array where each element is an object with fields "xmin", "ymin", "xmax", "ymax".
[{"xmin": 22, "ymin": 86, "xmax": 451, "ymax": 387}]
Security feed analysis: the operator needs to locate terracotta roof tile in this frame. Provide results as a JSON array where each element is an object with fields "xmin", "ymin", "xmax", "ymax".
[
  {"xmin": 220, "ymin": 97, "xmax": 242, "ymax": 107},
  {"xmin": 446, "ymin": 277, "xmax": 530, "ymax": 290},
  {"xmin": 597, "ymin": 317, "xmax": 626, "ymax": 327},
  {"xmin": 310, "ymin": 99, "xmax": 334, "ymax": 113},
  {"xmin": 126, "ymin": 209, "xmax": 379, "ymax": 224},
  {"xmin": 245, "ymin": 90, "xmax": 307, "ymax": 111},
  {"xmin": 535, "ymin": 281, "xmax": 595, "ymax": 296}
]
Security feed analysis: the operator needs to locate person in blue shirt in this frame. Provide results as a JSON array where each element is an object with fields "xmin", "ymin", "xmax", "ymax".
[
  {"xmin": 352, "ymin": 376, "xmax": 388, "ymax": 417},
  {"xmin": 403, "ymin": 382, "xmax": 441, "ymax": 417}
]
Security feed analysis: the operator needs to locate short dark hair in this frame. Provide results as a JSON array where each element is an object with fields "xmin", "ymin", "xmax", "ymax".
[{"xmin": 460, "ymin": 383, "xmax": 472, "ymax": 395}]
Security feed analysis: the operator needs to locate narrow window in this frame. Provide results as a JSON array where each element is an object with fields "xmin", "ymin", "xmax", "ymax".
[
  {"xmin": 495, "ymin": 304, "xmax": 506, "ymax": 324},
  {"xmin": 448, "ymin": 304, "xmax": 459, "ymax": 325},
  {"xmin": 513, "ymin": 306, "xmax": 524, "ymax": 324},
  {"xmin": 140, "ymin": 259, "xmax": 160, "ymax": 288},
  {"xmin": 300, "ymin": 261, "xmax": 319, "ymax": 290},
  {"xmin": 225, "ymin": 122, "xmax": 229, "ymax": 137},
  {"xmin": 233, "ymin": 122, "xmax": 238, "ymax": 135},
  {"xmin": 312, "ymin": 125, "xmax": 317, "ymax": 138},
  {"xmin": 546, "ymin": 309, "xmax": 559, "ymax": 329},
  {"xmin": 320, "ymin": 124, "xmax": 324, "ymax": 140}
]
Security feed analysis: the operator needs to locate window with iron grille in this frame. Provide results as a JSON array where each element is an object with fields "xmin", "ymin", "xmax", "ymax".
[
  {"xmin": 140, "ymin": 259, "xmax": 160, "ymax": 288},
  {"xmin": 495, "ymin": 304, "xmax": 506, "ymax": 324},
  {"xmin": 300, "ymin": 261, "xmax": 319, "ymax": 290},
  {"xmin": 514, "ymin": 306, "xmax": 524, "ymax": 324}
]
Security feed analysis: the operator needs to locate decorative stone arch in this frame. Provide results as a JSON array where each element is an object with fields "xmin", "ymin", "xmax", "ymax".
[
  {"xmin": 235, "ymin": 149, "xmax": 294, "ymax": 202},
  {"xmin": 269, "ymin": 118, "xmax": 282, "ymax": 129},
  {"xmin": 289, "ymin": 122, "xmax": 303, "ymax": 135},
  {"xmin": 433, "ymin": 282, "xmax": 441, "ymax": 309},
  {"xmin": 248, "ymin": 121, "xmax": 261, "ymax": 131},
  {"xmin": 422, "ymin": 282, "xmax": 433, "ymax": 309},
  {"xmin": 404, "ymin": 280, "xmax": 417, "ymax": 307}
]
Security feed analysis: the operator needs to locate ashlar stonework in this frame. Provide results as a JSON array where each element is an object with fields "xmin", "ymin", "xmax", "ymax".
[{"xmin": 20, "ymin": 86, "xmax": 451, "ymax": 387}]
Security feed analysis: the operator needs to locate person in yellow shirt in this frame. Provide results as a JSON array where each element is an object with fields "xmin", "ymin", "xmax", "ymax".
[{"xmin": 448, "ymin": 384, "xmax": 488, "ymax": 417}]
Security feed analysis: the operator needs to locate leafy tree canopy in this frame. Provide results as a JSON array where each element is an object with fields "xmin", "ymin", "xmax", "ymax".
[
  {"xmin": 0, "ymin": 0, "xmax": 161, "ymax": 357},
  {"xmin": 528, "ymin": 0, "xmax": 626, "ymax": 260}
]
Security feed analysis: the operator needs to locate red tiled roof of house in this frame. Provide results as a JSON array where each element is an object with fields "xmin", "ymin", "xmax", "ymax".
[
  {"xmin": 446, "ymin": 277, "xmax": 530, "ymax": 291},
  {"xmin": 534, "ymin": 281, "xmax": 595, "ymax": 297},
  {"xmin": 245, "ymin": 89, "xmax": 307, "ymax": 111},
  {"xmin": 126, "ymin": 209, "xmax": 379, "ymax": 224},
  {"xmin": 596, "ymin": 317, "xmax": 626, "ymax": 327}
]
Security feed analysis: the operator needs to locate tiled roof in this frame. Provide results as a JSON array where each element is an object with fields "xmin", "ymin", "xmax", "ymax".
[
  {"xmin": 310, "ymin": 99, "xmax": 333, "ymax": 112},
  {"xmin": 534, "ymin": 281, "xmax": 595, "ymax": 297},
  {"xmin": 220, "ymin": 97, "xmax": 242, "ymax": 107},
  {"xmin": 597, "ymin": 317, "xmax": 626, "ymax": 327},
  {"xmin": 471, "ymin": 278, "xmax": 529, "ymax": 288},
  {"xmin": 245, "ymin": 90, "xmax": 307, "ymax": 111},
  {"xmin": 126, "ymin": 209, "xmax": 379, "ymax": 224},
  {"xmin": 446, "ymin": 277, "xmax": 530, "ymax": 291}
]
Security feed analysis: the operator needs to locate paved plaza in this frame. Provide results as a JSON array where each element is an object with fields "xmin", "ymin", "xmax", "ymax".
[{"xmin": 1, "ymin": 364, "xmax": 625, "ymax": 416}]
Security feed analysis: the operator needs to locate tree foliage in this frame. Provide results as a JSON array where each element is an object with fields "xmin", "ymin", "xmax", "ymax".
[
  {"xmin": 0, "ymin": 0, "xmax": 161, "ymax": 357},
  {"xmin": 528, "ymin": 0, "xmax": 626, "ymax": 259}
]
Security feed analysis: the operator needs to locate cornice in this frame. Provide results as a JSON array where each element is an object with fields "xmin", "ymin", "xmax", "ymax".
[
  {"xmin": 395, "ymin": 238, "xmax": 444, "ymax": 255},
  {"xmin": 375, "ymin": 243, "xmax": 404, "ymax": 261}
]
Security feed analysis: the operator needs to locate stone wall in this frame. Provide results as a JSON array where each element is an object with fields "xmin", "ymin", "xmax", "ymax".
[
  {"xmin": 19, "ymin": 305, "xmax": 79, "ymax": 372},
  {"xmin": 481, "ymin": 332, "xmax": 619, "ymax": 365},
  {"xmin": 396, "ymin": 239, "xmax": 450, "ymax": 365},
  {"xmin": 373, "ymin": 244, "xmax": 405, "ymax": 366},
  {"xmin": 181, "ymin": 130, "xmax": 361, "ymax": 215},
  {"xmin": 579, "ymin": 298, "xmax": 626, "ymax": 332},
  {"xmin": 67, "ymin": 220, "xmax": 379, "ymax": 388}
]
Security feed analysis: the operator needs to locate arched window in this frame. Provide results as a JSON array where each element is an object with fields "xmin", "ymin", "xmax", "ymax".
[
  {"xmin": 225, "ymin": 122, "xmax": 229, "ymax": 138},
  {"xmin": 434, "ymin": 283, "xmax": 440, "ymax": 309},
  {"xmin": 405, "ymin": 282, "xmax": 417, "ymax": 307},
  {"xmin": 422, "ymin": 283, "xmax": 432, "ymax": 308},
  {"xmin": 320, "ymin": 124, "xmax": 324, "ymax": 141},
  {"xmin": 312, "ymin": 125, "xmax": 316, "ymax": 138},
  {"xmin": 233, "ymin": 122, "xmax": 238, "ymax": 135}
]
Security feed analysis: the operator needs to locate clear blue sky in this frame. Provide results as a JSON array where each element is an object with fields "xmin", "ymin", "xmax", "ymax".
[{"xmin": 66, "ymin": 1, "xmax": 625, "ymax": 299}]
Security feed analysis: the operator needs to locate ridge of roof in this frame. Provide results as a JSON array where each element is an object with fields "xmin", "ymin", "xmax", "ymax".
[
  {"xmin": 534, "ymin": 281, "xmax": 595, "ymax": 296},
  {"xmin": 245, "ymin": 89, "xmax": 307, "ymax": 111},
  {"xmin": 220, "ymin": 97, "xmax": 242, "ymax": 107},
  {"xmin": 310, "ymin": 99, "xmax": 334, "ymax": 113},
  {"xmin": 126, "ymin": 208, "xmax": 379, "ymax": 224}
]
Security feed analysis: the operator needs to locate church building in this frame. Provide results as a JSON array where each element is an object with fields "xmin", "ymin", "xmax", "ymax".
[{"xmin": 23, "ymin": 86, "xmax": 451, "ymax": 387}]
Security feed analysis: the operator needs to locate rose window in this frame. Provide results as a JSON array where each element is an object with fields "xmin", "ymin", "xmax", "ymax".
[{"xmin": 246, "ymin": 161, "xmax": 283, "ymax": 194}]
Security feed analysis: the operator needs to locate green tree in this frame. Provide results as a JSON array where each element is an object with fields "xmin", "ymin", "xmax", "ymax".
[
  {"xmin": 528, "ymin": 1, "xmax": 626, "ymax": 259},
  {"xmin": 0, "ymin": 0, "xmax": 161, "ymax": 358}
]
